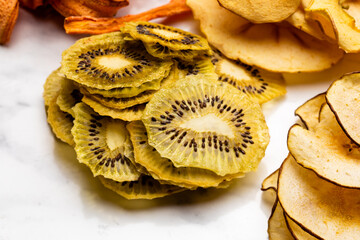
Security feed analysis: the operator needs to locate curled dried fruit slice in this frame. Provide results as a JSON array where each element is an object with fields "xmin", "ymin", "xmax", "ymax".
[
  {"xmin": 47, "ymin": 102, "xmax": 75, "ymax": 146},
  {"xmin": 0, "ymin": 0, "xmax": 19, "ymax": 44},
  {"xmin": 288, "ymin": 104, "xmax": 360, "ymax": 188},
  {"xmin": 268, "ymin": 201, "xmax": 294, "ymax": 240},
  {"xmin": 56, "ymin": 79, "xmax": 82, "ymax": 117},
  {"xmin": 212, "ymin": 50, "xmax": 286, "ymax": 104},
  {"xmin": 278, "ymin": 156, "xmax": 360, "ymax": 240},
  {"xmin": 64, "ymin": 0, "xmax": 191, "ymax": 35},
  {"xmin": 43, "ymin": 68, "xmax": 65, "ymax": 107},
  {"xmin": 306, "ymin": 0, "xmax": 360, "ymax": 52},
  {"xmin": 218, "ymin": 0, "xmax": 300, "ymax": 23},
  {"xmin": 285, "ymin": 215, "xmax": 319, "ymax": 240},
  {"xmin": 127, "ymin": 121, "xmax": 243, "ymax": 188},
  {"xmin": 326, "ymin": 72, "xmax": 360, "ymax": 145},
  {"xmin": 82, "ymin": 95, "xmax": 145, "ymax": 121},
  {"xmin": 142, "ymin": 76, "xmax": 269, "ymax": 176},
  {"xmin": 261, "ymin": 169, "xmax": 279, "ymax": 192},
  {"xmin": 61, "ymin": 32, "xmax": 172, "ymax": 90},
  {"xmin": 99, "ymin": 175, "xmax": 184, "ymax": 200},
  {"xmin": 72, "ymin": 102, "xmax": 140, "ymax": 182},
  {"xmin": 187, "ymin": 0, "xmax": 344, "ymax": 72},
  {"xmin": 294, "ymin": 93, "xmax": 325, "ymax": 131}
]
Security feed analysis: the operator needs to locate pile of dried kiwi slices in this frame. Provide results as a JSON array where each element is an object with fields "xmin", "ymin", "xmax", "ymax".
[{"xmin": 44, "ymin": 21, "xmax": 282, "ymax": 200}]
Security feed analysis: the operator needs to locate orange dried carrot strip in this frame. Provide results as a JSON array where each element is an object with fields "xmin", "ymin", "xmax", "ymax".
[
  {"xmin": 0, "ymin": 0, "xmax": 19, "ymax": 44},
  {"xmin": 19, "ymin": 0, "xmax": 44, "ymax": 9},
  {"xmin": 64, "ymin": 0, "xmax": 191, "ymax": 34}
]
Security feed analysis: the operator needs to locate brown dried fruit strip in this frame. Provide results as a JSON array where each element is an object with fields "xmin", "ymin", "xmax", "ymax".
[
  {"xmin": 49, "ymin": 0, "xmax": 128, "ymax": 18},
  {"xmin": 64, "ymin": 0, "xmax": 191, "ymax": 35},
  {"xmin": 19, "ymin": 0, "xmax": 44, "ymax": 9},
  {"xmin": 0, "ymin": 0, "xmax": 19, "ymax": 44}
]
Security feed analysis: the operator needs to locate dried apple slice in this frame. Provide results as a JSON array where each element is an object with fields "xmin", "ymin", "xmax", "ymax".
[
  {"xmin": 187, "ymin": 0, "xmax": 344, "ymax": 72},
  {"xmin": 218, "ymin": 0, "xmax": 300, "ymax": 23},
  {"xmin": 288, "ymin": 104, "xmax": 360, "ymax": 188},
  {"xmin": 261, "ymin": 169, "xmax": 279, "ymax": 192},
  {"xmin": 278, "ymin": 156, "xmax": 360, "ymax": 240},
  {"xmin": 326, "ymin": 72, "xmax": 360, "ymax": 145},
  {"xmin": 285, "ymin": 215, "xmax": 319, "ymax": 240},
  {"xmin": 294, "ymin": 93, "xmax": 325, "ymax": 131},
  {"xmin": 306, "ymin": 0, "xmax": 360, "ymax": 52},
  {"xmin": 0, "ymin": 0, "xmax": 19, "ymax": 44},
  {"xmin": 268, "ymin": 200, "xmax": 294, "ymax": 240},
  {"xmin": 64, "ymin": 0, "xmax": 191, "ymax": 34}
]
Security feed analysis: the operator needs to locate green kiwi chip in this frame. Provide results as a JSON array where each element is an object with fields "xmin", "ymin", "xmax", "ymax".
[
  {"xmin": 127, "ymin": 121, "xmax": 243, "ymax": 188},
  {"xmin": 99, "ymin": 175, "xmax": 184, "ymax": 200},
  {"xmin": 211, "ymin": 50, "xmax": 286, "ymax": 104},
  {"xmin": 47, "ymin": 102, "xmax": 75, "ymax": 146},
  {"xmin": 71, "ymin": 102, "xmax": 140, "ymax": 182},
  {"xmin": 177, "ymin": 56, "xmax": 217, "ymax": 80},
  {"xmin": 123, "ymin": 21, "xmax": 211, "ymax": 60},
  {"xmin": 61, "ymin": 32, "xmax": 173, "ymax": 90},
  {"xmin": 82, "ymin": 95, "xmax": 145, "ymax": 121},
  {"xmin": 56, "ymin": 78, "xmax": 83, "ymax": 117},
  {"xmin": 142, "ymin": 76, "xmax": 269, "ymax": 176},
  {"xmin": 43, "ymin": 68, "xmax": 65, "ymax": 107}
]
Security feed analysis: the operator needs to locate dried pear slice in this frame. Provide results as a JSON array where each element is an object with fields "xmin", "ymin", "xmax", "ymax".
[
  {"xmin": 122, "ymin": 21, "xmax": 211, "ymax": 60},
  {"xmin": 187, "ymin": 0, "xmax": 344, "ymax": 72},
  {"xmin": 82, "ymin": 96, "xmax": 145, "ymax": 121},
  {"xmin": 285, "ymin": 215, "xmax": 319, "ymax": 240},
  {"xmin": 43, "ymin": 68, "xmax": 65, "ymax": 107},
  {"xmin": 268, "ymin": 201, "xmax": 294, "ymax": 240},
  {"xmin": 278, "ymin": 156, "xmax": 360, "ymax": 240},
  {"xmin": 212, "ymin": 50, "xmax": 286, "ymax": 104},
  {"xmin": 127, "ymin": 121, "xmax": 243, "ymax": 188},
  {"xmin": 72, "ymin": 102, "xmax": 140, "ymax": 182},
  {"xmin": 56, "ymin": 79, "xmax": 82, "ymax": 117},
  {"xmin": 294, "ymin": 93, "xmax": 325, "ymax": 131},
  {"xmin": 82, "ymin": 70, "xmax": 169, "ymax": 98},
  {"xmin": 218, "ymin": 0, "xmax": 300, "ymax": 24},
  {"xmin": 61, "ymin": 32, "xmax": 172, "ymax": 90},
  {"xmin": 142, "ymin": 77, "xmax": 269, "ymax": 176},
  {"xmin": 99, "ymin": 175, "xmax": 184, "ymax": 200},
  {"xmin": 47, "ymin": 102, "xmax": 74, "ymax": 146},
  {"xmin": 306, "ymin": 0, "xmax": 360, "ymax": 52},
  {"xmin": 261, "ymin": 169, "xmax": 279, "ymax": 192},
  {"xmin": 288, "ymin": 105, "xmax": 360, "ymax": 188},
  {"xmin": 326, "ymin": 72, "xmax": 360, "ymax": 145}
]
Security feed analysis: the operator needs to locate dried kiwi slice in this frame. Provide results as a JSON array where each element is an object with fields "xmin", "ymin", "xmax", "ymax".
[
  {"xmin": 177, "ymin": 56, "xmax": 217, "ymax": 80},
  {"xmin": 43, "ymin": 68, "xmax": 65, "ymax": 107},
  {"xmin": 142, "ymin": 77, "xmax": 269, "ymax": 176},
  {"xmin": 61, "ymin": 32, "xmax": 172, "ymax": 90},
  {"xmin": 56, "ymin": 78, "xmax": 82, "ymax": 117},
  {"xmin": 82, "ymin": 95, "xmax": 145, "ymax": 121},
  {"xmin": 123, "ymin": 21, "xmax": 211, "ymax": 60},
  {"xmin": 127, "ymin": 121, "xmax": 243, "ymax": 188},
  {"xmin": 47, "ymin": 102, "xmax": 75, "ymax": 146},
  {"xmin": 211, "ymin": 50, "xmax": 286, "ymax": 104},
  {"xmin": 99, "ymin": 175, "xmax": 184, "ymax": 200},
  {"xmin": 71, "ymin": 102, "xmax": 140, "ymax": 182}
]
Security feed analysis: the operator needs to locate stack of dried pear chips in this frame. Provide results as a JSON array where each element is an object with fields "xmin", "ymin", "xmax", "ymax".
[
  {"xmin": 44, "ymin": 21, "xmax": 285, "ymax": 200},
  {"xmin": 262, "ymin": 72, "xmax": 360, "ymax": 239}
]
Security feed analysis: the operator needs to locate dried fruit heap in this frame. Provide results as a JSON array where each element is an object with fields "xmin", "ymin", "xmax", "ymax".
[
  {"xmin": 262, "ymin": 72, "xmax": 360, "ymax": 239},
  {"xmin": 44, "ymin": 22, "xmax": 283, "ymax": 200}
]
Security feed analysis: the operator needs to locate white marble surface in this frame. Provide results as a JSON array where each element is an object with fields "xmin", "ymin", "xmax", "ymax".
[{"xmin": 1, "ymin": 1, "xmax": 360, "ymax": 239}]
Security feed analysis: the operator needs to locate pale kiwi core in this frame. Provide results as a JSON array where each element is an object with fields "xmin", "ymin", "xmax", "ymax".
[
  {"xmin": 152, "ymin": 28, "xmax": 183, "ymax": 40},
  {"xmin": 180, "ymin": 113, "xmax": 235, "ymax": 138},
  {"xmin": 97, "ymin": 55, "xmax": 132, "ymax": 70},
  {"xmin": 219, "ymin": 59, "xmax": 251, "ymax": 81},
  {"xmin": 106, "ymin": 122, "xmax": 128, "ymax": 151}
]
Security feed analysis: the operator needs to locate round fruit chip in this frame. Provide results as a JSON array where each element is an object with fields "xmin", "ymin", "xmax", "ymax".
[
  {"xmin": 268, "ymin": 201, "xmax": 294, "ymax": 240},
  {"xmin": 294, "ymin": 93, "xmax": 325, "ymax": 131},
  {"xmin": 285, "ymin": 215, "xmax": 319, "ymax": 240},
  {"xmin": 43, "ymin": 68, "xmax": 65, "ymax": 107},
  {"xmin": 306, "ymin": 0, "xmax": 360, "ymax": 52},
  {"xmin": 127, "ymin": 121, "xmax": 244, "ymax": 189},
  {"xmin": 278, "ymin": 156, "xmax": 360, "ymax": 240},
  {"xmin": 326, "ymin": 72, "xmax": 360, "ymax": 145},
  {"xmin": 187, "ymin": 0, "xmax": 344, "ymax": 72},
  {"xmin": 289, "ymin": 104, "xmax": 360, "ymax": 188},
  {"xmin": 71, "ymin": 102, "xmax": 140, "ymax": 182},
  {"xmin": 217, "ymin": 0, "xmax": 300, "ymax": 23},
  {"xmin": 99, "ymin": 175, "xmax": 184, "ymax": 200},
  {"xmin": 142, "ymin": 76, "xmax": 269, "ymax": 176},
  {"xmin": 61, "ymin": 32, "xmax": 173, "ymax": 90}
]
